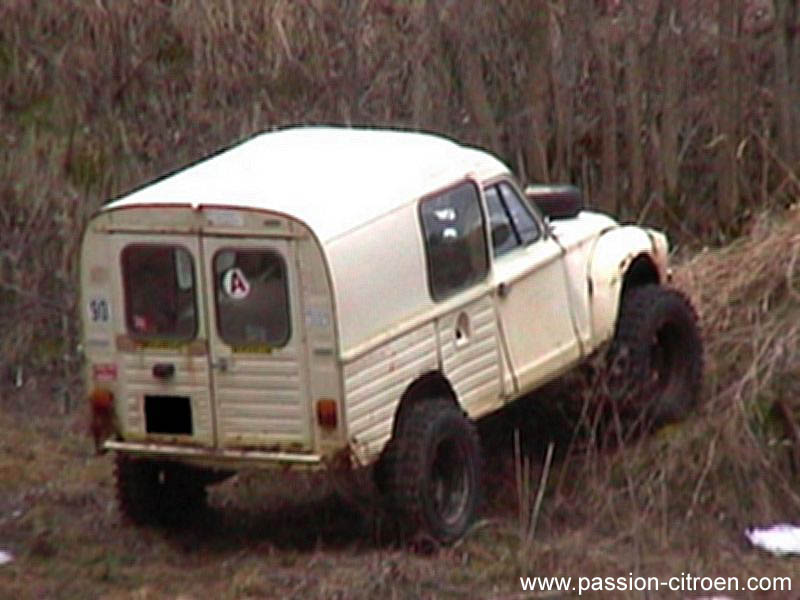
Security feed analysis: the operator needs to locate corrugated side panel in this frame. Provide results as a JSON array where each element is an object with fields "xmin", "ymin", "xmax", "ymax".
[
  {"xmin": 440, "ymin": 295, "xmax": 502, "ymax": 417},
  {"xmin": 216, "ymin": 348, "xmax": 309, "ymax": 448},
  {"xmin": 120, "ymin": 352, "xmax": 214, "ymax": 444},
  {"xmin": 343, "ymin": 323, "xmax": 438, "ymax": 461}
]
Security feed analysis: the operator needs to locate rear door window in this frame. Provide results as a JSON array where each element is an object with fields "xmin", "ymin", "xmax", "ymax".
[
  {"xmin": 122, "ymin": 245, "xmax": 197, "ymax": 339},
  {"xmin": 213, "ymin": 249, "xmax": 291, "ymax": 347}
]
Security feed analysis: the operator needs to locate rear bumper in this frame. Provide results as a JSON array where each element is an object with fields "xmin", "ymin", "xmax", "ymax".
[{"xmin": 104, "ymin": 440, "xmax": 323, "ymax": 470}]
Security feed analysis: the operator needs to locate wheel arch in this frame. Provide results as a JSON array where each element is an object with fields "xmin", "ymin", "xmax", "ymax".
[
  {"xmin": 391, "ymin": 370, "xmax": 460, "ymax": 437},
  {"xmin": 621, "ymin": 253, "xmax": 661, "ymax": 296},
  {"xmin": 588, "ymin": 226, "xmax": 667, "ymax": 344}
]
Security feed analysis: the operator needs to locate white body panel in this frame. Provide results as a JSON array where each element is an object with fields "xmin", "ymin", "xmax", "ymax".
[
  {"xmin": 343, "ymin": 323, "xmax": 439, "ymax": 463},
  {"xmin": 326, "ymin": 203, "xmax": 435, "ymax": 354},
  {"xmin": 491, "ymin": 237, "xmax": 579, "ymax": 393},
  {"xmin": 438, "ymin": 293, "xmax": 504, "ymax": 415},
  {"xmin": 587, "ymin": 225, "xmax": 668, "ymax": 345},
  {"xmin": 549, "ymin": 211, "xmax": 618, "ymax": 347}
]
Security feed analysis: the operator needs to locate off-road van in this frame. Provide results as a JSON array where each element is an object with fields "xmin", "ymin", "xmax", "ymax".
[{"xmin": 81, "ymin": 126, "xmax": 702, "ymax": 543}]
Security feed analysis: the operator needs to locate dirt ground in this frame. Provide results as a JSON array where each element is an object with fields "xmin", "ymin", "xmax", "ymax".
[
  {"xmin": 2, "ymin": 370, "xmax": 800, "ymax": 600},
  {"xmin": 0, "ymin": 377, "xmax": 566, "ymax": 600}
]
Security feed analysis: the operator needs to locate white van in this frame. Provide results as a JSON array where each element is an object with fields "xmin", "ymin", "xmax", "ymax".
[{"xmin": 81, "ymin": 127, "xmax": 702, "ymax": 543}]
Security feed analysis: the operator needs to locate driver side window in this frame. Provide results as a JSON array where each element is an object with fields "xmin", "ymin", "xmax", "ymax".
[
  {"xmin": 485, "ymin": 181, "xmax": 541, "ymax": 257},
  {"xmin": 499, "ymin": 182, "xmax": 540, "ymax": 245},
  {"xmin": 486, "ymin": 187, "xmax": 519, "ymax": 257}
]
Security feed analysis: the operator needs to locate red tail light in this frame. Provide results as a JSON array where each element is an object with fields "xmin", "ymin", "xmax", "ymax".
[
  {"xmin": 316, "ymin": 398, "xmax": 338, "ymax": 429},
  {"xmin": 89, "ymin": 388, "xmax": 114, "ymax": 411},
  {"xmin": 89, "ymin": 388, "xmax": 114, "ymax": 453}
]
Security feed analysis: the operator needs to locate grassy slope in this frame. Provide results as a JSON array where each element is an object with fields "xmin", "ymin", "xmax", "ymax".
[
  {"xmin": 2, "ymin": 212, "xmax": 800, "ymax": 598},
  {"xmin": 2, "ymin": 2, "xmax": 800, "ymax": 598}
]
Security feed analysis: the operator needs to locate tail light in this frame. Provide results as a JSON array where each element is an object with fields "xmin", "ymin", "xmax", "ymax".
[
  {"xmin": 89, "ymin": 387, "xmax": 114, "ymax": 411},
  {"xmin": 89, "ymin": 387, "xmax": 114, "ymax": 453},
  {"xmin": 316, "ymin": 398, "xmax": 338, "ymax": 430}
]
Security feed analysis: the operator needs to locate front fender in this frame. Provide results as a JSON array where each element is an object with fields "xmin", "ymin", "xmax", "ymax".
[{"xmin": 587, "ymin": 226, "xmax": 668, "ymax": 344}]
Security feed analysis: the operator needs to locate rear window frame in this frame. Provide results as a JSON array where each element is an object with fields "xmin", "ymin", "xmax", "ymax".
[
  {"xmin": 121, "ymin": 243, "xmax": 199, "ymax": 342},
  {"xmin": 211, "ymin": 247, "xmax": 293, "ymax": 349}
]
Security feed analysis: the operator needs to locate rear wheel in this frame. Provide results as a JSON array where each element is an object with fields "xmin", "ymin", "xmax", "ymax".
[
  {"xmin": 115, "ymin": 455, "xmax": 225, "ymax": 526},
  {"xmin": 607, "ymin": 284, "xmax": 703, "ymax": 435},
  {"xmin": 379, "ymin": 399, "xmax": 482, "ymax": 544}
]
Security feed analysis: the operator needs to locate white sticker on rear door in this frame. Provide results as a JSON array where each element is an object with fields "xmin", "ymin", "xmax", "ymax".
[
  {"xmin": 222, "ymin": 267, "xmax": 251, "ymax": 300},
  {"xmin": 304, "ymin": 307, "xmax": 331, "ymax": 329},
  {"xmin": 206, "ymin": 209, "xmax": 244, "ymax": 227}
]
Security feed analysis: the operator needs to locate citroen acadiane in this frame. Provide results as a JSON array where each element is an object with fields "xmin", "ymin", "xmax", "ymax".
[{"xmin": 81, "ymin": 127, "xmax": 703, "ymax": 543}]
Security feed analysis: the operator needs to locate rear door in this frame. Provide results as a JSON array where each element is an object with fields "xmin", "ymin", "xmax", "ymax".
[
  {"xmin": 201, "ymin": 237, "xmax": 313, "ymax": 451},
  {"xmin": 114, "ymin": 235, "xmax": 215, "ymax": 446}
]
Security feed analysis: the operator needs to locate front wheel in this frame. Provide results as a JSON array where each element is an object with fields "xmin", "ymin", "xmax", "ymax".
[
  {"xmin": 607, "ymin": 284, "xmax": 703, "ymax": 434},
  {"xmin": 379, "ymin": 399, "xmax": 482, "ymax": 545}
]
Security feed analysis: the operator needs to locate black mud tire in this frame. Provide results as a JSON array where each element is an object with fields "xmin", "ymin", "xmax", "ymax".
[
  {"xmin": 114, "ymin": 454, "xmax": 211, "ymax": 526},
  {"xmin": 379, "ymin": 399, "xmax": 482, "ymax": 545},
  {"xmin": 607, "ymin": 284, "xmax": 703, "ymax": 434}
]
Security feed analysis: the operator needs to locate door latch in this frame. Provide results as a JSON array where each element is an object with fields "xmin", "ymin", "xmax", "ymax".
[
  {"xmin": 152, "ymin": 363, "xmax": 175, "ymax": 379},
  {"xmin": 211, "ymin": 357, "xmax": 229, "ymax": 372}
]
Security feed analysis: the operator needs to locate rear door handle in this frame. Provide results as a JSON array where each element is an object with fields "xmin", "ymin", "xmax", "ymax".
[
  {"xmin": 497, "ymin": 282, "xmax": 510, "ymax": 298},
  {"xmin": 211, "ymin": 357, "xmax": 228, "ymax": 372},
  {"xmin": 152, "ymin": 363, "xmax": 175, "ymax": 379}
]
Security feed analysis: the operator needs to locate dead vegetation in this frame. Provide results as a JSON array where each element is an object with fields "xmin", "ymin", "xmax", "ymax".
[
  {"xmin": 1, "ymin": 0, "xmax": 800, "ymax": 390},
  {"xmin": 2, "ymin": 0, "xmax": 800, "ymax": 597},
  {"xmin": 2, "ymin": 209, "xmax": 800, "ymax": 598}
]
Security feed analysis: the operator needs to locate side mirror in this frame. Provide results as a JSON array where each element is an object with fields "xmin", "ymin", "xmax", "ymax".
[{"xmin": 525, "ymin": 184, "xmax": 583, "ymax": 220}]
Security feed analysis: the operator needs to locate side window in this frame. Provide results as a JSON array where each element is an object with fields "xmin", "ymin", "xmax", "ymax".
[
  {"xmin": 420, "ymin": 181, "xmax": 489, "ymax": 301},
  {"xmin": 122, "ymin": 245, "xmax": 197, "ymax": 340},
  {"xmin": 485, "ymin": 186, "xmax": 520, "ymax": 257},
  {"xmin": 499, "ymin": 182, "xmax": 541, "ymax": 245}
]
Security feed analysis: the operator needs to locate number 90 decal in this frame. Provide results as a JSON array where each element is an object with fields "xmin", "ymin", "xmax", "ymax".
[{"xmin": 88, "ymin": 297, "xmax": 111, "ymax": 324}]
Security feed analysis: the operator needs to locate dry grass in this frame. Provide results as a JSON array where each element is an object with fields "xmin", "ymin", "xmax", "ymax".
[
  {"xmin": 5, "ymin": 211, "xmax": 800, "ymax": 598},
  {"xmin": 1, "ymin": 0, "xmax": 800, "ymax": 391},
  {"xmin": 547, "ymin": 207, "xmax": 800, "ymax": 583},
  {"xmin": 473, "ymin": 206, "xmax": 800, "ymax": 595},
  {"xmin": 2, "ymin": 1, "xmax": 800, "ymax": 597}
]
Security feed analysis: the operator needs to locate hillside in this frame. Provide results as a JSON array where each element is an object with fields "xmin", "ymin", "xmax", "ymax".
[
  {"xmin": 1, "ymin": 209, "xmax": 799, "ymax": 598},
  {"xmin": 1, "ymin": 0, "xmax": 799, "ymax": 388},
  {"xmin": 2, "ymin": 0, "xmax": 800, "ymax": 597}
]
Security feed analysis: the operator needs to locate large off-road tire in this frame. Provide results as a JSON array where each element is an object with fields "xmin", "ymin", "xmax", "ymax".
[
  {"xmin": 115, "ymin": 454, "xmax": 212, "ymax": 526},
  {"xmin": 607, "ymin": 284, "xmax": 703, "ymax": 434},
  {"xmin": 379, "ymin": 399, "xmax": 482, "ymax": 545}
]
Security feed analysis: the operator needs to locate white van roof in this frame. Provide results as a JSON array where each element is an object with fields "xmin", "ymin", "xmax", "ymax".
[{"xmin": 104, "ymin": 126, "xmax": 509, "ymax": 243}]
